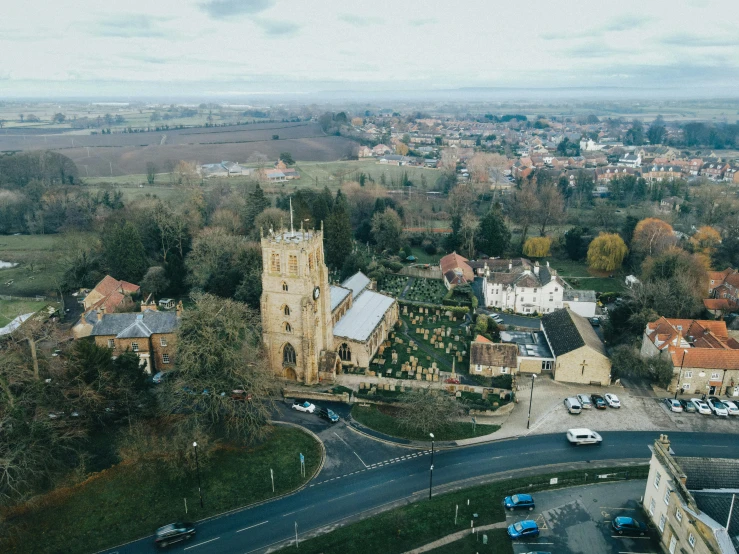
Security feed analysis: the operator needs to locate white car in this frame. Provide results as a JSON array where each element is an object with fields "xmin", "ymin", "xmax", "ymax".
[
  {"xmin": 566, "ymin": 428, "xmax": 602, "ymax": 445},
  {"xmin": 664, "ymin": 398, "xmax": 683, "ymax": 413},
  {"xmin": 690, "ymin": 398, "xmax": 712, "ymax": 415},
  {"xmin": 724, "ymin": 400, "xmax": 739, "ymax": 416},
  {"xmin": 604, "ymin": 393, "xmax": 621, "ymax": 408},
  {"xmin": 707, "ymin": 398, "xmax": 729, "ymax": 417},
  {"xmin": 291, "ymin": 400, "xmax": 316, "ymax": 413},
  {"xmin": 576, "ymin": 394, "xmax": 593, "ymax": 409}
]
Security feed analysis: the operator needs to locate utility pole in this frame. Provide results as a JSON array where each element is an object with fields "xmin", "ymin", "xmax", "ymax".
[
  {"xmin": 526, "ymin": 374, "xmax": 537, "ymax": 429},
  {"xmin": 193, "ymin": 442, "xmax": 204, "ymax": 508},
  {"xmin": 428, "ymin": 433, "xmax": 435, "ymax": 500}
]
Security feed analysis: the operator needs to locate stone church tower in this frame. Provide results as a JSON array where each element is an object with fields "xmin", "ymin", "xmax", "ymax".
[{"xmin": 260, "ymin": 222, "xmax": 333, "ymax": 384}]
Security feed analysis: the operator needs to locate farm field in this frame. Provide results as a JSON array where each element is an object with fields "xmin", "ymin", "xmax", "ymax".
[
  {"xmin": 294, "ymin": 160, "xmax": 443, "ymax": 189},
  {"xmin": 0, "ymin": 299, "xmax": 54, "ymax": 328},
  {"xmin": 544, "ymin": 256, "xmax": 626, "ymax": 294}
]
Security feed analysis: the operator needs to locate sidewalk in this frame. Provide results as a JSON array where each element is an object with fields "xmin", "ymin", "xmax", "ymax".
[{"xmin": 404, "ymin": 521, "xmax": 508, "ymax": 553}]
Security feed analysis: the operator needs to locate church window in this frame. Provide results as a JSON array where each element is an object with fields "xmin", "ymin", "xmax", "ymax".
[
  {"xmin": 283, "ymin": 343, "xmax": 296, "ymax": 365},
  {"xmin": 270, "ymin": 253, "xmax": 281, "ymax": 273},
  {"xmin": 283, "ymin": 305, "xmax": 290, "ymax": 316},
  {"xmin": 289, "ymin": 255, "xmax": 298, "ymax": 275},
  {"xmin": 308, "ymin": 253, "xmax": 314, "ymax": 270},
  {"xmin": 282, "ymin": 282, "xmax": 288, "ymax": 291},
  {"xmin": 339, "ymin": 343, "xmax": 351, "ymax": 362},
  {"xmin": 284, "ymin": 322, "xmax": 292, "ymax": 333}
]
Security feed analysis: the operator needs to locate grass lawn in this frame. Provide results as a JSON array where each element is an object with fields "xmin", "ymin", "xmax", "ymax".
[
  {"xmin": 295, "ymin": 160, "xmax": 443, "ymax": 189},
  {"xmin": 1, "ymin": 426, "xmax": 321, "ymax": 554},
  {"xmin": 351, "ymin": 404, "xmax": 500, "ymax": 442},
  {"xmin": 543, "ymin": 256, "xmax": 626, "ymax": 294},
  {"xmin": 280, "ymin": 465, "xmax": 649, "ymax": 554},
  {"xmin": 429, "ymin": 529, "xmax": 512, "ymax": 553},
  {"xmin": 408, "ymin": 247, "xmax": 447, "ymax": 265},
  {"xmin": 0, "ymin": 299, "xmax": 52, "ymax": 327}
]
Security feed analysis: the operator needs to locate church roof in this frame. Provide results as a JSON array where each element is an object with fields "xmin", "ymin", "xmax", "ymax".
[
  {"xmin": 341, "ymin": 271, "xmax": 371, "ymax": 299},
  {"xmin": 332, "ymin": 290, "xmax": 395, "ymax": 342},
  {"xmin": 330, "ymin": 285, "xmax": 351, "ymax": 312}
]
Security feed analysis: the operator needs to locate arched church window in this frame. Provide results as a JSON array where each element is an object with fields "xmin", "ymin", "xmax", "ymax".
[
  {"xmin": 289, "ymin": 255, "xmax": 298, "ymax": 275},
  {"xmin": 284, "ymin": 322, "xmax": 292, "ymax": 333},
  {"xmin": 270, "ymin": 253, "xmax": 281, "ymax": 273},
  {"xmin": 283, "ymin": 305, "xmax": 290, "ymax": 316},
  {"xmin": 283, "ymin": 343, "xmax": 296, "ymax": 365},
  {"xmin": 282, "ymin": 282, "xmax": 288, "ymax": 291},
  {"xmin": 339, "ymin": 343, "xmax": 352, "ymax": 362},
  {"xmin": 308, "ymin": 253, "xmax": 314, "ymax": 270}
]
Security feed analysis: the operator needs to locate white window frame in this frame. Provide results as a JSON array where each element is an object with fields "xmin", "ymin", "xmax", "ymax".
[
  {"xmin": 675, "ymin": 508, "xmax": 682, "ymax": 522},
  {"xmin": 649, "ymin": 498, "xmax": 656, "ymax": 515},
  {"xmin": 688, "ymin": 533, "xmax": 696, "ymax": 548},
  {"xmin": 160, "ymin": 337, "xmax": 167, "ymax": 347},
  {"xmin": 711, "ymin": 372, "xmax": 720, "ymax": 380},
  {"xmin": 664, "ymin": 488, "xmax": 671, "ymax": 505},
  {"xmin": 107, "ymin": 339, "xmax": 115, "ymax": 348},
  {"xmin": 162, "ymin": 353, "xmax": 170, "ymax": 364},
  {"xmin": 682, "ymin": 383, "xmax": 690, "ymax": 390},
  {"xmin": 500, "ymin": 367, "xmax": 509, "ymax": 374},
  {"xmin": 684, "ymin": 371, "xmax": 693, "ymax": 378},
  {"xmin": 131, "ymin": 342, "xmax": 139, "ymax": 352},
  {"xmin": 475, "ymin": 364, "xmax": 482, "ymax": 373},
  {"xmin": 654, "ymin": 472, "xmax": 661, "ymax": 489},
  {"xmin": 659, "ymin": 514, "xmax": 666, "ymax": 532}
]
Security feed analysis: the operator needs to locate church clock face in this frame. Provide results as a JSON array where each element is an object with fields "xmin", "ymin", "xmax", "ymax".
[{"xmin": 313, "ymin": 286, "xmax": 320, "ymax": 301}]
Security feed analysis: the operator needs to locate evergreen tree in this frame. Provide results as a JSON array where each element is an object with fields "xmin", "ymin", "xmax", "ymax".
[
  {"xmin": 243, "ymin": 183, "xmax": 270, "ymax": 231},
  {"xmin": 101, "ymin": 221, "xmax": 149, "ymax": 282},
  {"xmin": 324, "ymin": 190, "xmax": 353, "ymax": 270},
  {"xmin": 476, "ymin": 208, "xmax": 510, "ymax": 257}
]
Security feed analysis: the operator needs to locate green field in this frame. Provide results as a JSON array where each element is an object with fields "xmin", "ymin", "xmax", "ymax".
[
  {"xmin": 545, "ymin": 256, "xmax": 626, "ymax": 294},
  {"xmin": 428, "ymin": 529, "xmax": 511, "ymax": 553},
  {"xmin": 294, "ymin": 160, "xmax": 443, "ymax": 189},
  {"xmin": 0, "ymin": 299, "xmax": 53, "ymax": 327},
  {"xmin": 1, "ymin": 426, "xmax": 322, "ymax": 554}
]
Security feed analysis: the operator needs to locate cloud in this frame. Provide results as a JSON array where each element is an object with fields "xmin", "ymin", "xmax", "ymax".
[
  {"xmin": 255, "ymin": 19, "xmax": 301, "ymax": 37},
  {"xmin": 94, "ymin": 15, "xmax": 173, "ymax": 38},
  {"xmin": 602, "ymin": 15, "xmax": 651, "ymax": 32},
  {"xmin": 338, "ymin": 14, "xmax": 384, "ymax": 27},
  {"xmin": 658, "ymin": 33, "xmax": 739, "ymax": 47},
  {"xmin": 562, "ymin": 41, "xmax": 630, "ymax": 59},
  {"xmin": 408, "ymin": 18, "xmax": 437, "ymax": 27},
  {"xmin": 122, "ymin": 53, "xmax": 172, "ymax": 65},
  {"xmin": 199, "ymin": 0, "xmax": 273, "ymax": 19}
]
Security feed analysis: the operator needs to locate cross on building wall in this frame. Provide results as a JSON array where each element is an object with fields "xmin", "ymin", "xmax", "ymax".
[{"xmin": 581, "ymin": 360, "xmax": 588, "ymax": 376}]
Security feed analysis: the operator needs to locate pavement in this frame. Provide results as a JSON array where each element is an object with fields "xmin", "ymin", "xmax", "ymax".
[{"xmin": 99, "ymin": 432, "xmax": 739, "ymax": 554}]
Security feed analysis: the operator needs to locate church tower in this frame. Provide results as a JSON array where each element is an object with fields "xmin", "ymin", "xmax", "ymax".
[{"xmin": 260, "ymin": 219, "xmax": 333, "ymax": 384}]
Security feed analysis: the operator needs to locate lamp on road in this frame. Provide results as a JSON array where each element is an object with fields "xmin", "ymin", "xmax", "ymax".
[
  {"xmin": 526, "ymin": 374, "xmax": 537, "ymax": 430},
  {"xmin": 193, "ymin": 441, "xmax": 204, "ymax": 508},
  {"xmin": 674, "ymin": 350, "xmax": 688, "ymax": 400},
  {"xmin": 428, "ymin": 433, "xmax": 435, "ymax": 500}
]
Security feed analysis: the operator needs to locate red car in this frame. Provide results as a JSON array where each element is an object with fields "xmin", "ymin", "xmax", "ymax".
[{"xmin": 444, "ymin": 377, "xmax": 460, "ymax": 384}]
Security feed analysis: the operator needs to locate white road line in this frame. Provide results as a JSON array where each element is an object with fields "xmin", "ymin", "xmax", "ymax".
[
  {"xmin": 333, "ymin": 431, "xmax": 368, "ymax": 467},
  {"xmin": 701, "ymin": 445, "xmax": 728, "ymax": 448},
  {"xmin": 237, "ymin": 521, "xmax": 268, "ymax": 533},
  {"xmin": 612, "ymin": 536, "xmax": 652, "ymax": 539},
  {"xmin": 184, "ymin": 537, "xmax": 220, "ymax": 550}
]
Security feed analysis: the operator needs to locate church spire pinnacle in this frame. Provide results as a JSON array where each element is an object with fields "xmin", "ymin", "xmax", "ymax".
[{"xmin": 289, "ymin": 197, "xmax": 294, "ymax": 234}]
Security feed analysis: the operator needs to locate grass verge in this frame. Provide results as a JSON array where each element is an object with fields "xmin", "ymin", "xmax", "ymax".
[
  {"xmin": 1, "ymin": 426, "xmax": 321, "ymax": 554},
  {"xmin": 280, "ymin": 465, "xmax": 648, "ymax": 554},
  {"xmin": 429, "ymin": 529, "xmax": 512, "ymax": 553},
  {"xmin": 351, "ymin": 404, "xmax": 500, "ymax": 441}
]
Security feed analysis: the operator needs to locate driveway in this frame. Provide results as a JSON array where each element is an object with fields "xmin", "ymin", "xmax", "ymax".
[
  {"xmin": 476, "ymin": 307, "xmax": 541, "ymax": 330},
  {"xmin": 509, "ymin": 480, "xmax": 660, "ymax": 554}
]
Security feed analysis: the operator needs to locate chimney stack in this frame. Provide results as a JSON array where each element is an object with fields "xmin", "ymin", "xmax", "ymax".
[
  {"xmin": 534, "ymin": 261, "xmax": 540, "ymax": 276},
  {"xmin": 97, "ymin": 307, "xmax": 105, "ymax": 321},
  {"xmin": 508, "ymin": 261, "xmax": 512, "ymax": 271}
]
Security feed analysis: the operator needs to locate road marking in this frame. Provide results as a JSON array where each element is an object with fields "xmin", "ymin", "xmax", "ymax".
[
  {"xmin": 332, "ymin": 431, "xmax": 368, "ymax": 467},
  {"xmin": 237, "ymin": 521, "xmax": 268, "ymax": 533},
  {"xmin": 184, "ymin": 537, "xmax": 220, "ymax": 550},
  {"xmin": 701, "ymin": 445, "xmax": 728, "ymax": 448},
  {"xmin": 612, "ymin": 535, "xmax": 651, "ymax": 539}
]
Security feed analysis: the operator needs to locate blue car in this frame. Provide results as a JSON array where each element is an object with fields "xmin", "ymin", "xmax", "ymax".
[
  {"xmin": 503, "ymin": 493, "xmax": 535, "ymax": 511},
  {"xmin": 507, "ymin": 519, "xmax": 540, "ymax": 539},
  {"xmin": 612, "ymin": 516, "xmax": 648, "ymax": 536}
]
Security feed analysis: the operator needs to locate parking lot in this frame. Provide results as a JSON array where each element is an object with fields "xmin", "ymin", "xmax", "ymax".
[{"xmin": 508, "ymin": 480, "xmax": 660, "ymax": 554}]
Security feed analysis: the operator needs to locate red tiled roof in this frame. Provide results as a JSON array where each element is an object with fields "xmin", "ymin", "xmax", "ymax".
[
  {"xmin": 94, "ymin": 275, "xmax": 123, "ymax": 297},
  {"xmin": 440, "ymin": 252, "xmax": 474, "ymax": 282},
  {"xmin": 672, "ymin": 348, "xmax": 739, "ymax": 370},
  {"xmin": 703, "ymin": 299, "xmax": 735, "ymax": 310},
  {"xmin": 474, "ymin": 334, "xmax": 493, "ymax": 343}
]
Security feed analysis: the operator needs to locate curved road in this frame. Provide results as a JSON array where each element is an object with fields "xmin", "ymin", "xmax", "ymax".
[{"xmin": 104, "ymin": 432, "xmax": 735, "ymax": 553}]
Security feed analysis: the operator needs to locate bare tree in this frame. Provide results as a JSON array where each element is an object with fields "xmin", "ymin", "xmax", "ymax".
[
  {"xmin": 537, "ymin": 185, "xmax": 566, "ymax": 236},
  {"xmin": 398, "ymin": 387, "xmax": 462, "ymax": 435}
]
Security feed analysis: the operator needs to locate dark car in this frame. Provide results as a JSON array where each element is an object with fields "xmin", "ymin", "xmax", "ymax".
[
  {"xmin": 590, "ymin": 394, "xmax": 607, "ymax": 409},
  {"xmin": 679, "ymin": 399, "xmax": 697, "ymax": 413},
  {"xmin": 154, "ymin": 522, "xmax": 195, "ymax": 548},
  {"xmin": 503, "ymin": 493, "xmax": 535, "ymax": 511},
  {"xmin": 507, "ymin": 519, "xmax": 539, "ymax": 539},
  {"xmin": 612, "ymin": 516, "xmax": 648, "ymax": 536},
  {"xmin": 317, "ymin": 407, "xmax": 340, "ymax": 423}
]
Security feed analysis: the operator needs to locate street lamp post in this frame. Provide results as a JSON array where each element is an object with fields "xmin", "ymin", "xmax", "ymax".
[
  {"xmin": 674, "ymin": 350, "xmax": 688, "ymax": 400},
  {"xmin": 526, "ymin": 374, "xmax": 537, "ymax": 430},
  {"xmin": 428, "ymin": 433, "xmax": 435, "ymax": 500},
  {"xmin": 193, "ymin": 441, "xmax": 204, "ymax": 508}
]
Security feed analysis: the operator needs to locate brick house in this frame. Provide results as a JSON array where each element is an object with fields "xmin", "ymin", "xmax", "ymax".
[
  {"xmin": 469, "ymin": 335, "xmax": 518, "ymax": 377},
  {"xmin": 87, "ymin": 302, "xmax": 182, "ymax": 374},
  {"xmin": 540, "ymin": 307, "xmax": 611, "ymax": 385},
  {"xmin": 708, "ymin": 268, "xmax": 739, "ymax": 305},
  {"xmin": 440, "ymin": 252, "xmax": 474, "ymax": 288},
  {"xmin": 82, "ymin": 275, "xmax": 140, "ymax": 313}
]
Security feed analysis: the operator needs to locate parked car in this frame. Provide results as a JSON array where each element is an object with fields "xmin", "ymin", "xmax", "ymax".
[
  {"xmin": 566, "ymin": 428, "xmax": 602, "ymax": 445},
  {"xmin": 291, "ymin": 400, "xmax": 316, "ymax": 413},
  {"xmin": 723, "ymin": 400, "xmax": 739, "ymax": 416},
  {"xmin": 679, "ymin": 399, "xmax": 697, "ymax": 413},
  {"xmin": 444, "ymin": 377, "xmax": 460, "ymax": 384},
  {"xmin": 611, "ymin": 516, "xmax": 647, "ymax": 536},
  {"xmin": 604, "ymin": 393, "xmax": 621, "ymax": 408},
  {"xmin": 590, "ymin": 317, "xmax": 600, "ymax": 326},
  {"xmin": 317, "ymin": 407, "xmax": 340, "ymax": 423},
  {"xmin": 154, "ymin": 522, "xmax": 195, "ymax": 548},
  {"xmin": 503, "ymin": 493, "xmax": 535, "ymax": 511},
  {"xmin": 152, "ymin": 370, "xmax": 178, "ymax": 384},
  {"xmin": 576, "ymin": 394, "xmax": 593, "ymax": 409},
  {"xmin": 230, "ymin": 389, "xmax": 253, "ymax": 402},
  {"xmin": 707, "ymin": 398, "xmax": 729, "ymax": 417},
  {"xmin": 663, "ymin": 398, "xmax": 683, "ymax": 413},
  {"xmin": 564, "ymin": 397, "xmax": 582, "ymax": 414},
  {"xmin": 507, "ymin": 520, "xmax": 540, "ymax": 540},
  {"xmin": 590, "ymin": 394, "xmax": 607, "ymax": 409},
  {"xmin": 690, "ymin": 398, "xmax": 712, "ymax": 415}
]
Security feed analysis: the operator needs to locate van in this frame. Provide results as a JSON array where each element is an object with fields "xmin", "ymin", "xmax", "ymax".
[
  {"xmin": 564, "ymin": 397, "xmax": 582, "ymax": 414},
  {"xmin": 566, "ymin": 428, "xmax": 602, "ymax": 445}
]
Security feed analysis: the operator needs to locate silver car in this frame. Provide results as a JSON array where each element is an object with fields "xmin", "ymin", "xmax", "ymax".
[{"xmin": 576, "ymin": 394, "xmax": 593, "ymax": 409}]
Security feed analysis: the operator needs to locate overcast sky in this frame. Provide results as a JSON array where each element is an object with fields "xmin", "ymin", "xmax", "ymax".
[{"xmin": 1, "ymin": 0, "xmax": 738, "ymax": 99}]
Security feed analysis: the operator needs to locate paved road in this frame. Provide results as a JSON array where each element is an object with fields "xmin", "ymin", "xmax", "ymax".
[{"xmin": 102, "ymin": 432, "xmax": 739, "ymax": 554}]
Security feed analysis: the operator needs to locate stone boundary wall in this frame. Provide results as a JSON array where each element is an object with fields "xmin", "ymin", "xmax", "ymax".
[{"xmin": 398, "ymin": 266, "xmax": 443, "ymax": 280}]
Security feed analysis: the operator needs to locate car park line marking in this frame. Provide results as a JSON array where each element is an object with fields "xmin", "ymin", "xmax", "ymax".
[
  {"xmin": 184, "ymin": 537, "xmax": 220, "ymax": 550},
  {"xmin": 237, "ymin": 521, "xmax": 268, "ymax": 533}
]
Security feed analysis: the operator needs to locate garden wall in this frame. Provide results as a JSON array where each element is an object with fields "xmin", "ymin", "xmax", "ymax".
[{"xmin": 398, "ymin": 266, "xmax": 442, "ymax": 279}]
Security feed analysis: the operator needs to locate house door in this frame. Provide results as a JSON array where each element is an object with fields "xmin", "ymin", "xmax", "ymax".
[
  {"xmin": 709, "ymin": 386, "xmax": 717, "ymax": 395},
  {"xmin": 734, "ymin": 386, "xmax": 739, "ymax": 397},
  {"xmin": 668, "ymin": 535, "xmax": 677, "ymax": 554}
]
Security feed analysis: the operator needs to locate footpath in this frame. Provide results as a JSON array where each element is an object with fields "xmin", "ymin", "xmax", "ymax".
[{"xmin": 404, "ymin": 521, "xmax": 509, "ymax": 553}]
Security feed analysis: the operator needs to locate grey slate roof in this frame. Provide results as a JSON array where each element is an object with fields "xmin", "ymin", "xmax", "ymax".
[
  {"xmin": 341, "ymin": 271, "xmax": 371, "ymax": 299},
  {"xmin": 330, "ymin": 285, "xmax": 351, "ymax": 312},
  {"xmin": 90, "ymin": 311, "xmax": 179, "ymax": 338},
  {"xmin": 501, "ymin": 330, "xmax": 554, "ymax": 359},
  {"xmin": 541, "ymin": 307, "xmax": 606, "ymax": 357},
  {"xmin": 563, "ymin": 289, "xmax": 597, "ymax": 303},
  {"xmin": 676, "ymin": 457, "xmax": 739, "ymax": 490},
  {"xmin": 332, "ymin": 290, "xmax": 395, "ymax": 342}
]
